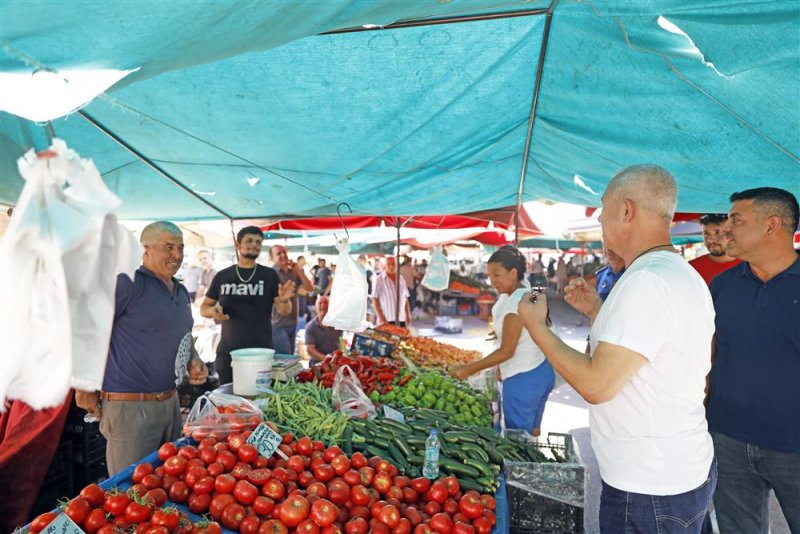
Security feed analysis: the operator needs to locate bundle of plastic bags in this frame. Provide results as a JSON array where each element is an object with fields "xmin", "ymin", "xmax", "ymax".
[
  {"xmin": 322, "ymin": 238, "xmax": 368, "ymax": 331},
  {"xmin": 421, "ymin": 245, "xmax": 450, "ymax": 292}
]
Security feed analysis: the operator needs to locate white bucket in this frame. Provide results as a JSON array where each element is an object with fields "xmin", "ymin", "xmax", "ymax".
[{"xmin": 230, "ymin": 348, "xmax": 275, "ymax": 396}]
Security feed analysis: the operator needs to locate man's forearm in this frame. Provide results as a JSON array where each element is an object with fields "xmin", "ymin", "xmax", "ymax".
[{"xmin": 307, "ymin": 346, "xmax": 326, "ymax": 362}]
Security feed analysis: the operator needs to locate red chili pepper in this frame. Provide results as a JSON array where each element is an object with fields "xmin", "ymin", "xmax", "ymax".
[
  {"xmin": 384, "ymin": 385, "xmax": 393, "ymax": 393},
  {"xmin": 398, "ymin": 375, "xmax": 412, "ymax": 386},
  {"xmin": 377, "ymin": 372, "xmax": 395, "ymax": 382}
]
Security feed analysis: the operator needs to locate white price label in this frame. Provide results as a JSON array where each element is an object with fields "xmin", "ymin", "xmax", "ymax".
[
  {"xmin": 246, "ymin": 422, "xmax": 288, "ymax": 460},
  {"xmin": 383, "ymin": 405, "xmax": 406, "ymax": 423},
  {"xmin": 42, "ymin": 513, "xmax": 85, "ymax": 534}
]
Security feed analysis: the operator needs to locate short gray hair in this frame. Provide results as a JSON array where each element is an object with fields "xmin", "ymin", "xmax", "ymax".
[
  {"xmin": 141, "ymin": 221, "xmax": 182, "ymax": 245},
  {"xmin": 608, "ymin": 164, "xmax": 677, "ymax": 223}
]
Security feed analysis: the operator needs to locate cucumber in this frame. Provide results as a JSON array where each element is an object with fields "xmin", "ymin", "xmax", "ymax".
[
  {"xmin": 372, "ymin": 437, "xmax": 391, "ymax": 449},
  {"xmin": 380, "ymin": 419, "xmax": 413, "ymax": 434},
  {"xmin": 486, "ymin": 446, "xmax": 505, "ymax": 465},
  {"xmin": 448, "ymin": 431, "xmax": 480, "ymax": 443},
  {"xmin": 365, "ymin": 445, "xmax": 389, "ymax": 459},
  {"xmin": 348, "ymin": 418, "xmax": 369, "ymax": 429},
  {"xmin": 342, "ymin": 426, "xmax": 353, "ymax": 455},
  {"xmin": 457, "ymin": 478, "xmax": 485, "ymax": 492},
  {"xmin": 417, "ymin": 408, "xmax": 450, "ymax": 419},
  {"xmin": 442, "ymin": 432, "xmax": 460, "ymax": 444},
  {"xmin": 438, "ymin": 457, "xmax": 481, "ymax": 478},
  {"xmin": 463, "ymin": 457, "xmax": 495, "ymax": 477},
  {"xmin": 388, "ymin": 441, "xmax": 409, "ymax": 469},
  {"xmin": 405, "ymin": 436, "xmax": 427, "ymax": 447},
  {"xmin": 393, "ymin": 437, "xmax": 414, "ymax": 458},
  {"xmin": 461, "ymin": 443, "xmax": 490, "ymax": 463},
  {"xmin": 407, "ymin": 454, "xmax": 424, "ymax": 466}
]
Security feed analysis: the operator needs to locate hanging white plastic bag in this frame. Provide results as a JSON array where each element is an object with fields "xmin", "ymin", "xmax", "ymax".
[
  {"xmin": 421, "ymin": 245, "xmax": 450, "ymax": 292},
  {"xmin": 331, "ymin": 365, "xmax": 377, "ymax": 419},
  {"xmin": 323, "ymin": 238, "xmax": 368, "ymax": 331}
]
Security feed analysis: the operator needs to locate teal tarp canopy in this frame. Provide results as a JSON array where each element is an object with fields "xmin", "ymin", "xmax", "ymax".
[{"xmin": 1, "ymin": 1, "xmax": 798, "ymax": 221}]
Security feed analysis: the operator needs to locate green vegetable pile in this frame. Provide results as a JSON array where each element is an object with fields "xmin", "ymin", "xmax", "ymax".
[
  {"xmin": 259, "ymin": 380, "xmax": 349, "ymax": 444},
  {"xmin": 375, "ymin": 371, "xmax": 493, "ymax": 427}
]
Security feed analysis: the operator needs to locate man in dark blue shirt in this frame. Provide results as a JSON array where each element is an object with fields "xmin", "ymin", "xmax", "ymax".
[
  {"xmin": 595, "ymin": 246, "xmax": 626, "ymax": 301},
  {"xmin": 75, "ymin": 221, "xmax": 208, "ymax": 475},
  {"xmin": 706, "ymin": 187, "xmax": 800, "ymax": 533}
]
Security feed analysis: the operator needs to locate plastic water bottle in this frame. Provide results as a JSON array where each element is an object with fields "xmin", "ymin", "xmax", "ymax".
[{"xmin": 423, "ymin": 429, "xmax": 440, "ymax": 479}]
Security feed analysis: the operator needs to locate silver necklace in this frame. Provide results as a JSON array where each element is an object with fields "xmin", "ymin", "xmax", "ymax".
[{"xmin": 235, "ymin": 264, "xmax": 258, "ymax": 283}]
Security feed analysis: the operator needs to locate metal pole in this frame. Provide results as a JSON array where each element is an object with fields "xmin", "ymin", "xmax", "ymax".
[
  {"xmin": 321, "ymin": 8, "xmax": 548, "ymax": 36},
  {"xmin": 514, "ymin": 0, "xmax": 560, "ymax": 245},
  {"xmin": 395, "ymin": 219, "xmax": 401, "ymax": 324},
  {"xmin": 77, "ymin": 110, "xmax": 235, "ymax": 220}
]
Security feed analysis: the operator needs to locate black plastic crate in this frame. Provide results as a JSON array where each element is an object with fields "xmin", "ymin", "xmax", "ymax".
[
  {"xmin": 353, "ymin": 333, "xmax": 395, "ymax": 357},
  {"xmin": 508, "ymin": 486, "xmax": 584, "ymax": 534}
]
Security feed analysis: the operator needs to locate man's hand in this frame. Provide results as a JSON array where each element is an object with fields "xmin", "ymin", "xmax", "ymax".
[
  {"xmin": 449, "ymin": 365, "xmax": 472, "ymax": 381},
  {"xmin": 210, "ymin": 303, "xmax": 229, "ymax": 322},
  {"xmin": 75, "ymin": 390, "xmax": 102, "ymax": 420},
  {"xmin": 188, "ymin": 359, "xmax": 209, "ymax": 385},
  {"xmin": 278, "ymin": 280, "xmax": 297, "ymax": 301},
  {"xmin": 564, "ymin": 278, "xmax": 602, "ymax": 320},
  {"xmin": 517, "ymin": 291, "xmax": 549, "ymax": 329}
]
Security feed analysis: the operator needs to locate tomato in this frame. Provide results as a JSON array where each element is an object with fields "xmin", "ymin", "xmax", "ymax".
[
  {"xmin": 158, "ymin": 442, "xmax": 178, "ymax": 461},
  {"xmin": 281, "ymin": 432, "xmax": 294, "ymax": 445},
  {"xmin": 271, "ymin": 467, "xmax": 290, "ymax": 484},
  {"xmin": 302, "ymin": 481, "xmax": 324, "ymax": 498},
  {"xmin": 294, "ymin": 437, "xmax": 313, "ymax": 456},
  {"xmin": 403, "ymin": 506, "xmax": 422, "ymax": 527},
  {"xmin": 132, "ymin": 462, "xmax": 154, "ymax": 483},
  {"xmin": 95, "ymin": 525, "xmax": 124, "ymax": 534},
  {"xmin": 199, "ymin": 437, "xmax": 217, "ymax": 449},
  {"xmin": 184, "ymin": 465, "xmax": 208, "ymax": 489},
  {"xmin": 79, "ymin": 483, "xmax": 106, "ymax": 508},
  {"xmin": 413, "ymin": 525, "xmax": 433, "ymax": 534},
  {"xmin": 444, "ymin": 498, "xmax": 459, "ymax": 515},
  {"xmin": 166, "ymin": 480, "xmax": 188, "ymax": 504},
  {"xmin": 480, "ymin": 494, "xmax": 496, "ymax": 511},
  {"xmin": 104, "ymin": 492, "xmax": 131, "ymax": 517},
  {"xmin": 204, "ymin": 461, "xmax": 223, "ymax": 478},
  {"xmin": 253, "ymin": 495, "xmax": 275, "ymax": 515},
  {"xmin": 321, "ymin": 525, "xmax": 343, "ymax": 534},
  {"xmin": 374, "ymin": 459, "xmax": 393, "ymax": 474},
  {"xmin": 214, "ymin": 474, "xmax": 236, "ymax": 494},
  {"xmin": 221, "ymin": 502, "xmax": 246, "ymax": 530},
  {"xmin": 228, "ymin": 433, "xmax": 246, "ymax": 452},
  {"xmin": 371, "ymin": 523, "xmax": 389, "ymax": 534},
  {"xmin": 430, "ymin": 513, "xmax": 452, "ymax": 534},
  {"xmin": 151, "ymin": 508, "xmax": 181, "ymax": 531},
  {"xmin": 192, "ymin": 520, "xmax": 223, "ymax": 534},
  {"xmin": 309, "ymin": 498, "xmax": 338, "ymax": 527},
  {"xmin": 392, "ymin": 476, "xmax": 411, "ymax": 490},
  {"xmin": 163, "ymin": 454, "xmax": 187, "ymax": 476},
  {"xmin": 258, "ymin": 519, "xmax": 289, "ymax": 534},
  {"xmin": 311, "ymin": 464, "xmax": 334, "ymax": 482},
  {"xmin": 330, "ymin": 455, "xmax": 350, "ymax": 476},
  {"xmin": 253, "ymin": 455, "xmax": 269, "ymax": 469},
  {"xmin": 395, "ymin": 518, "xmax": 412, "ymax": 534},
  {"xmin": 423, "ymin": 501, "xmax": 441, "ymax": 516},
  {"xmin": 208, "ymin": 493, "xmax": 237, "ymax": 521},
  {"xmin": 239, "ymin": 515, "xmax": 262, "ymax": 534},
  {"xmin": 372, "ymin": 472, "xmax": 393, "ymax": 494},
  {"xmin": 343, "ymin": 517, "xmax": 367, "ymax": 534},
  {"xmin": 187, "ymin": 492, "xmax": 211, "ymax": 514},
  {"xmin": 426, "ymin": 481, "xmax": 448, "ymax": 504},
  {"xmin": 194, "ymin": 476, "xmax": 215, "ymax": 495},
  {"xmin": 145, "ymin": 488, "xmax": 168, "ymax": 507},
  {"xmin": 401, "ymin": 487, "xmax": 419, "ymax": 504},
  {"xmin": 377, "ymin": 504, "xmax": 400, "ymax": 528},
  {"xmin": 231, "ymin": 463, "xmax": 253, "ymax": 480},
  {"xmin": 129, "ymin": 484, "xmax": 148, "ymax": 499},
  {"xmin": 161, "ymin": 474, "xmax": 179, "ymax": 492},
  {"xmin": 262, "ymin": 478, "xmax": 285, "ymax": 501},
  {"xmin": 349, "ymin": 484, "xmax": 370, "ymax": 506},
  {"xmin": 141, "ymin": 473, "xmax": 163, "ymax": 491},
  {"xmin": 64, "ymin": 497, "xmax": 91, "ymax": 525},
  {"xmin": 30, "ymin": 511, "xmax": 59, "ymax": 533},
  {"xmin": 458, "ymin": 493, "xmax": 484, "ymax": 519},
  {"xmin": 145, "ymin": 527, "xmax": 170, "ymax": 534},
  {"xmin": 442, "ymin": 476, "xmax": 460, "ymax": 497},
  {"xmin": 369, "ymin": 500, "xmax": 386, "ymax": 519},
  {"xmin": 279, "ymin": 494, "xmax": 310, "ymax": 527},
  {"xmin": 452, "ymin": 521, "xmax": 475, "ymax": 534},
  {"xmin": 357, "ymin": 467, "xmax": 374, "ymax": 486},
  {"xmin": 323, "ymin": 446, "xmax": 344, "ymax": 463},
  {"xmin": 295, "ymin": 519, "xmax": 321, "ymax": 534},
  {"xmin": 410, "ymin": 477, "xmax": 430, "ymax": 494},
  {"xmin": 179, "ymin": 445, "xmax": 199, "ymax": 460},
  {"xmin": 217, "ymin": 450, "xmax": 237, "ymax": 471},
  {"xmin": 125, "ymin": 500, "xmax": 153, "ymax": 524},
  {"xmin": 285, "ymin": 454, "xmax": 304, "ymax": 473},
  {"xmin": 82, "ymin": 508, "xmax": 109, "ymax": 534},
  {"xmin": 327, "ymin": 479, "xmax": 351, "ymax": 506},
  {"xmin": 386, "ymin": 485, "xmax": 404, "ymax": 501},
  {"xmin": 234, "ymin": 479, "xmax": 259, "ymax": 505},
  {"xmin": 472, "ymin": 517, "xmax": 492, "ymax": 534},
  {"xmin": 237, "ymin": 443, "xmax": 258, "ymax": 463},
  {"xmin": 199, "ymin": 446, "xmax": 218, "ymax": 465}
]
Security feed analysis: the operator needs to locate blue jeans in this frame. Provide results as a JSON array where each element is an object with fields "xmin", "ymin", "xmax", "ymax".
[
  {"xmin": 711, "ymin": 431, "xmax": 800, "ymax": 533},
  {"xmin": 599, "ymin": 459, "xmax": 717, "ymax": 534},
  {"xmin": 272, "ymin": 325, "xmax": 297, "ymax": 355},
  {"xmin": 502, "ymin": 361, "xmax": 554, "ymax": 432}
]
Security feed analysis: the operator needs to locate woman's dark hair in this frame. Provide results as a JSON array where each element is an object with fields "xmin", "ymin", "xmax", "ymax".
[{"xmin": 488, "ymin": 245, "xmax": 526, "ymax": 281}]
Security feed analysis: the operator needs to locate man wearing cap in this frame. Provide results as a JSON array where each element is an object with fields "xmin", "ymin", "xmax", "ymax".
[
  {"xmin": 304, "ymin": 297, "xmax": 343, "ymax": 362},
  {"xmin": 689, "ymin": 213, "xmax": 742, "ymax": 285},
  {"xmin": 372, "ymin": 256, "xmax": 413, "ymax": 327},
  {"xmin": 518, "ymin": 165, "xmax": 716, "ymax": 533},
  {"xmin": 706, "ymin": 187, "xmax": 800, "ymax": 533},
  {"xmin": 75, "ymin": 221, "xmax": 208, "ymax": 475}
]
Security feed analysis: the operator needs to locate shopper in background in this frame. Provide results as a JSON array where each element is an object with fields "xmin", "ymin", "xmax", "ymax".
[
  {"xmin": 314, "ymin": 257, "xmax": 332, "ymax": 295},
  {"xmin": 304, "ymin": 297, "xmax": 343, "ymax": 363},
  {"xmin": 706, "ymin": 187, "xmax": 799, "ymax": 533},
  {"xmin": 194, "ymin": 249, "xmax": 217, "ymax": 304},
  {"xmin": 399, "ymin": 255, "xmax": 419, "ymax": 310},
  {"xmin": 372, "ymin": 256, "xmax": 412, "ymax": 327},
  {"xmin": 689, "ymin": 213, "xmax": 743, "ymax": 285},
  {"xmin": 270, "ymin": 245, "xmax": 314, "ymax": 355},
  {"xmin": 358, "ymin": 254, "xmax": 374, "ymax": 296},
  {"xmin": 75, "ymin": 221, "xmax": 208, "ymax": 475},
  {"xmin": 450, "ymin": 245, "xmax": 554, "ymax": 436},
  {"xmin": 595, "ymin": 246, "xmax": 626, "ymax": 302},
  {"xmin": 200, "ymin": 226, "xmax": 295, "ymax": 384},
  {"xmin": 518, "ymin": 165, "xmax": 716, "ymax": 533}
]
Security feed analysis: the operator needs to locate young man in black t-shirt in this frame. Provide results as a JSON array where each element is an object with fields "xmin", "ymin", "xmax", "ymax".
[{"xmin": 201, "ymin": 226, "xmax": 296, "ymax": 384}]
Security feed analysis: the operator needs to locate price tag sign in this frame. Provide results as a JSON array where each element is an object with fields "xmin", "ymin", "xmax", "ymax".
[
  {"xmin": 246, "ymin": 422, "xmax": 288, "ymax": 460},
  {"xmin": 42, "ymin": 513, "xmax": 85, "ymax": 534},
  {"xmin": 383, "ymin": 405, "xmax": 406, "ymax": 423}
]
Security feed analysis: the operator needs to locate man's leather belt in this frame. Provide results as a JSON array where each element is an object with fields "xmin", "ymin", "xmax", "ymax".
[{"xmin": 100, "ymin": 389, "xmax": 176, "ymax": 402}]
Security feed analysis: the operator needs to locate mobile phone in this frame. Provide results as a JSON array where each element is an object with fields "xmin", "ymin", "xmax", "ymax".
[{"xmin": 529, "ymin": 285, "xmax": 545, "ymax": 303}]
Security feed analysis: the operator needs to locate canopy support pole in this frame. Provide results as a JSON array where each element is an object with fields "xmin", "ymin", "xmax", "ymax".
[
  {"xmin": 515, "ymin": 0, "xmax": 559, "ymax": 245},
  {"xmin": 321, "ymin": 8, "xmax": 548, "ymax": 35},
  {"xmin": 395, "ymin": 219, "xmax": 401, "ymax": 324},
  {"xmin": 77, "ymin": 110, "xmax": 235, "ymax": 220}
]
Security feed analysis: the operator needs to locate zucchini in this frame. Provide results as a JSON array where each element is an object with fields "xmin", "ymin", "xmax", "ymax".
[{"xmin": 463, "ymin": 457, "xmax": 495, "ymax": 478}]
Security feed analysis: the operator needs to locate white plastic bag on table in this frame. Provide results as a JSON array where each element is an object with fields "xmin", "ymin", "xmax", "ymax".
[
  {"xmin": 331, "ymin": 365, "xmax": 376, "ymax": 419},
  {"xmin": 421, "ymin": 245, "xmax": 450, "ymax": 292},
  {"xmin": 322, "ymin": 238, "xmax": 368, "ymax": 331},
  {"xmin": 0, "ymin": 139, "xmax": 140, "ymax": 410}
]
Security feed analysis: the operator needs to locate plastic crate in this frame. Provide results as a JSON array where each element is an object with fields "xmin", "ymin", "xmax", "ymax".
[
  {"xmin": 504, "ymin": 433, "xmax": 585, "ymax": 534},
  {"xmin": 353, "ymin": 333, "xmax": 395, "ymax": 357}
]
